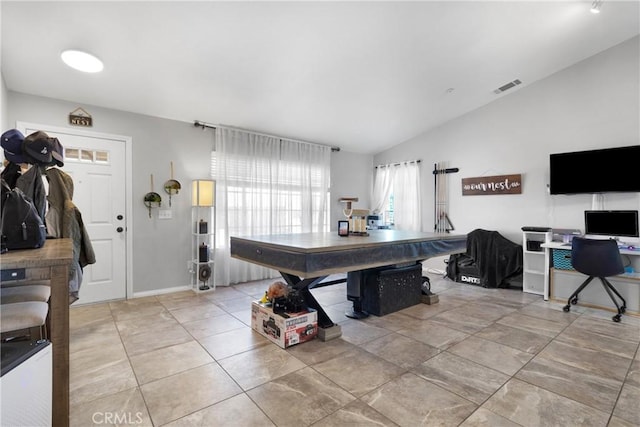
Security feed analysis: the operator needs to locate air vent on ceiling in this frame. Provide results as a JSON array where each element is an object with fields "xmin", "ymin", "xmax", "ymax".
[{"xmin": 493, "ymin": 79, "xmax": 522, "ymax": 94}]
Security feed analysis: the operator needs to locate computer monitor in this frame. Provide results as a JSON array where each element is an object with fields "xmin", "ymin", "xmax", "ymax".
[{"xmin": 584, "ymin": 210, "xmax": 639, "ymax": 239}]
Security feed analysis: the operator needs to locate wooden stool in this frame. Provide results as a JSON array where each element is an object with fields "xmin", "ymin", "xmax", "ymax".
[
  {"xmin": 0, "ymin": 279, "xmax": 51, "ymax": 289},
  {"xmin": 1, "ymin": 285, "xmax": 51, "ymax": 304},
  {"xmin": 0, "ymin": 301, "xmax": 49, "ymax": 341}
]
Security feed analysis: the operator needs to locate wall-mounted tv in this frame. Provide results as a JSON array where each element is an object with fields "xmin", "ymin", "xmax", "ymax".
[{"xmin": 549, "ymin": 145, "xmax": 640, "ymax": 194}]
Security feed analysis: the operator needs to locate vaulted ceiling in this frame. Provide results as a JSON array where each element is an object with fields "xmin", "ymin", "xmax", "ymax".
[{"xmin": 2, "ymin": 1, "xmax": 639, "ymax": 153}]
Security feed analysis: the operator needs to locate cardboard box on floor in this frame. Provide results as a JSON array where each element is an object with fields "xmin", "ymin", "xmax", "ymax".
[{"xmin": 251, "ymin": 301, "xmax": 318, "ymax": 348}]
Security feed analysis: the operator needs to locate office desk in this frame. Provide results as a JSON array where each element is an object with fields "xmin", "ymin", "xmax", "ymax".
[
  {"xmin": 1, "ymin": 238, "xmax": 73, "ymax": 427},
  {"xmin": 231, "ymin": 230, "xmax": 466, "ymax": 337},
  {"xmin": 541, "ymin": 241, "xmax": 640, "ymax": 312}
]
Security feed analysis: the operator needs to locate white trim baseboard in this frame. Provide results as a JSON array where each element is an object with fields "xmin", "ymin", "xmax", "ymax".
[{"xmin": 132, "ymin": 285, "xmax": 192, "ymax": 299}]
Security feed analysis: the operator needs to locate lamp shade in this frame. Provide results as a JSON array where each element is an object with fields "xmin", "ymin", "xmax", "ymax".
[{"xmin": 192, "ymin": 180, "xmax": 215, "ymax": 207}]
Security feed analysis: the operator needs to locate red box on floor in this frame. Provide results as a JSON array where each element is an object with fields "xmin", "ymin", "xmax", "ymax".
[{"xmin": 251, "ymin": 301, "xmax": 317, "ymax": 348}]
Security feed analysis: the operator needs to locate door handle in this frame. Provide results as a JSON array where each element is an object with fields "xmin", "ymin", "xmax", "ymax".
[{"xmin": 116, "ymin": 227, "xmax": 124, "ymax": 233}]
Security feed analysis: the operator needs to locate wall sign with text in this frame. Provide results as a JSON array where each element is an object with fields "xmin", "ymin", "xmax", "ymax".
[
  {"xmin": 69, "ymin": 107, "xmax": 93, "ymax": 127},
  {"xmin": 462, "ymin": 174, "xmax": 522, "ymax": 195}
]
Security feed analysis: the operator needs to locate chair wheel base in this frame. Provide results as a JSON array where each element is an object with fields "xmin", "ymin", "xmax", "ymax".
[
  {"xmin": 563, "ymin": 305, "xmax": 571, "ymax": 312},
  {"xmin": 612, "ymin": 314, "xmax": 621, "ymax": 322},
  {"xmin": 620, "ymin": 306, "xmax": 626, "ymax": 314},
  {"xmin": 571, "ymin": 297, "xmax": 578, "ymax": 305}
]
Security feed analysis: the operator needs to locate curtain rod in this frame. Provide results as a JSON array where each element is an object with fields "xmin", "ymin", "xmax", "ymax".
[
  {"xmin": 193, "ymin": 120, "xmax": 340, "ymax": 152},
  {"xmin": 375, "ymin": 159, "xmax": 421, "ymax": 169}
]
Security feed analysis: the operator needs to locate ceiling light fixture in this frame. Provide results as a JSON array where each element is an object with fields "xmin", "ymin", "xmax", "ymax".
[
  {"xmin": 60, "ymin": 50, "xmax": 104, "ymax": 73},
  {"xmin": 590, "ymin": 0, "xmax": 603, "ymax": 14}
]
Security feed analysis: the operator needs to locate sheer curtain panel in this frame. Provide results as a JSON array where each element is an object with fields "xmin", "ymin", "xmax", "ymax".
[
  {"xmin": 371, "ymin": 166, "xmax": 394, "ymax": 215},
  {"xmin": 372, "ymin": 162, "xmax": 421, "ymax": 231},
  {"xmin": 212, "ymin": 127, "xmax": 331, "ymax": 285},
  {"xmin": 393, "ymin": 162, "xmax": 421, "ymax": 231}
]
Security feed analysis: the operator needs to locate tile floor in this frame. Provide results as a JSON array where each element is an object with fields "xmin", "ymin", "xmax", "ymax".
[{"xmin": 69, "ymin": 275, "xmax": 640, "ymax": 427}]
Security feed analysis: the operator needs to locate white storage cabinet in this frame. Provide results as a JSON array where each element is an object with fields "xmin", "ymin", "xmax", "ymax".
[{"xmin": 522, "ymin": 230, "xmax": 552, "ymax": 296}]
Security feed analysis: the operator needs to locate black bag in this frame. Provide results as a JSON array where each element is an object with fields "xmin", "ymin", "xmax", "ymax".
[
  {"xmin": 1, "ymin": 180, "xmax": 46, "ymax": 250},
  {"xmin": 445, "ymin": 253, "xmax": 483, "ymax": 286}
]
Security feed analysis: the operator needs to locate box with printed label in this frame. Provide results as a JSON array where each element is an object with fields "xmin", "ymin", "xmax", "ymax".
[{"xmin": 250, "ymin": 301, "xmax": 318, "ymax": 348}]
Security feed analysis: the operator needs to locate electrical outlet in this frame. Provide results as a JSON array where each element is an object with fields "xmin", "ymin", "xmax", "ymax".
[{"xmin": 158, "ymin": 209, "xmax": 172, "ymax": 219}]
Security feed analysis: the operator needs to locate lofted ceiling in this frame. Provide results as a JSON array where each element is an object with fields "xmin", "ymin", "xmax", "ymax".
[{"xmin": 2, "ymin": 1, "xmax": 639, "ymax": 154}]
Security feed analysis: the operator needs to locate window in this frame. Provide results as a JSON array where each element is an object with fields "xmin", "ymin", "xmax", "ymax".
[
  {"xmin": 384, "ymin": 192, "xmax": 395, "ymax": 226},
  {"xmin": 211, "ymin": 153, "xmax": 329, "ymax": 238},
  {"xmin": 372, "ymin": 161, "xmax": 421, "ymax": 231},
  {"xmin": 65, "ymin": 147, "xmax": 110, "ymax": 164},
  {"xmin": 211, "ymin": 127, "xmax": 332, "ymax": 285}
]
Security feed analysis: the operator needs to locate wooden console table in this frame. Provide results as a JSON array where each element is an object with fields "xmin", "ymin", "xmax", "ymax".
[{"xmin": 1, "ymin": 238, "xmax": 73, "ymax": 427}]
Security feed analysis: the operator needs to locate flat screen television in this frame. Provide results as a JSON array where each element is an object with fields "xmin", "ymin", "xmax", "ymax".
[
  {"xmin": 584, "ymin": 210, "xmax": 639, "ymax": 238},
  {"xmin": 549, "ymin": 145, "xmax": 640, "ymax": 194}
]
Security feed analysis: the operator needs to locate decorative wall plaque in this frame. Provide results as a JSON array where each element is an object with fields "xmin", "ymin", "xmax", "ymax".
[
  {"xmin": 462, "ymin": 174, "xmax": 522, "ymax": 195},
  {"xmin": 69, "ymin": 107, "xmax": 93, "ymax": 127}
]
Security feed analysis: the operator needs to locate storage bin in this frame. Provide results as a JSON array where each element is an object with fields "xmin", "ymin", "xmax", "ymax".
[
  {"xmin": 526, "ymin": 240, "xmax": 542, "ymax": 252},
  {"xmin": 362, "ymin": 263, "xmax": 423, "ymax": 316},
  {"xmin": 552, "ymin": 249, "xmax": 574, "ymax": 270}
]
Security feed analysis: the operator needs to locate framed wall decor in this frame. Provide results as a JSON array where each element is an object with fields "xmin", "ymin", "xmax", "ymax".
[
  {"xmin": 462, "ymin": 174, "xmax": 522, "ymax": 196},
  {"xmin": 338, "ymin": 220, "xmax": 349, "ymax": 236}
]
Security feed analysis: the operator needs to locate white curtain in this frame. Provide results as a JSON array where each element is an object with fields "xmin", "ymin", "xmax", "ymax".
[
  {"xmin": 371, "ymin": 162, "xmax": 422, "ymax": 231},
  {"xmin": 393, "ymin": 162, "xmax": 422, "ymax": 231},
  {"xmin": 371, "ymin": 166, "xmax": 394, "ymax": 215},
  {"xmin": 212, "ymin": 127, "xmax": 331, "ymax": 285}
]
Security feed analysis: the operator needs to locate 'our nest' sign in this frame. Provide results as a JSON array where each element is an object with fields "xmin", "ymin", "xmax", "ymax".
[{"xmin": 462, "ymin": 174, "xmax": 522, "ymax": 195}]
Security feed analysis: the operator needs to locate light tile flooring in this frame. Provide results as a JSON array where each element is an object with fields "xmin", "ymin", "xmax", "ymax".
[{"xmin": 69, "ymin": 275, "xmax": 640, "ymax": 427}]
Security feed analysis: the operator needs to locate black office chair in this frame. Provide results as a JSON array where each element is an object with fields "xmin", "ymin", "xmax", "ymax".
[{"xmin": 563, "ymin": 237, "xmax": 626, "ymax": 322}]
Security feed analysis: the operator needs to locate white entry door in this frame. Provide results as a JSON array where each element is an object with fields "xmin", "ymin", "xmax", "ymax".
[{"xmin": 19, "ymin": 123, "xmax": 129, "ymax": 304}]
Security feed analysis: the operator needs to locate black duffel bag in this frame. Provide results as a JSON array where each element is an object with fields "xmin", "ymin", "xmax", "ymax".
[{"xmin": 445, "ymin": 253, "xmax": 483, "ymax": 286}]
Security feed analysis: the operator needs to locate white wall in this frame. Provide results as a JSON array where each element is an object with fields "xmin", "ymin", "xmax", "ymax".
[
  {"xmin": 330, "ymin": 150, "xmax": 373, "ymax": 230},
  {"xmin": 375, "ymin": 36, "xmax": 640, "ymax": 245},
  {"xmin": 0, "ymin": 4, "xmax": 6, "ymax": 133},
  {"xmin": 1, "ymin": 72, "xmax": 8, "ymax": 132}
]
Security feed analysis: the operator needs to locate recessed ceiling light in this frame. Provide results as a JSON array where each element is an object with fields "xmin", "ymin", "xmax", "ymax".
[{"xmin": 60, "ymin": 50, "xmax": 104, "ymax": 73}]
